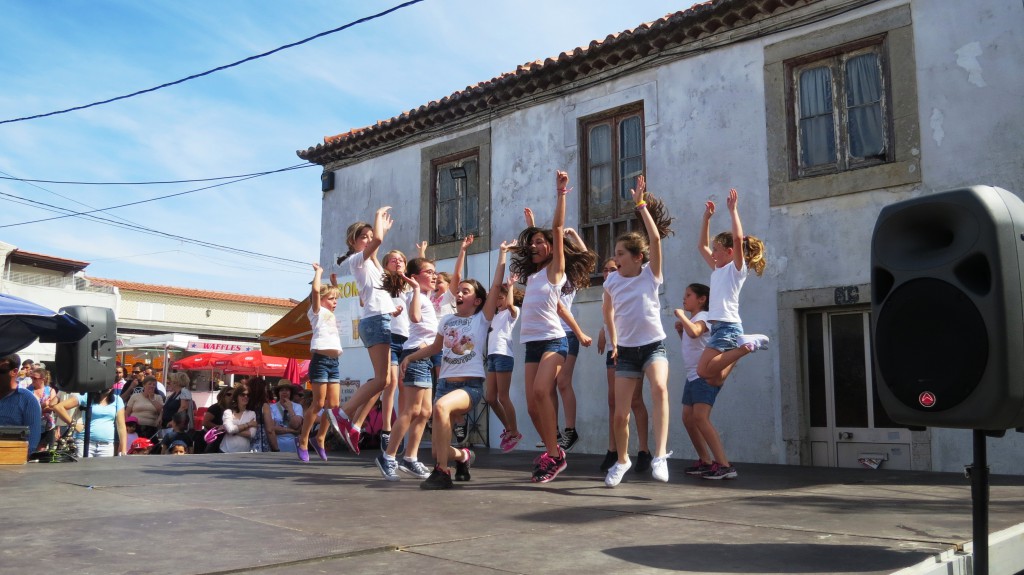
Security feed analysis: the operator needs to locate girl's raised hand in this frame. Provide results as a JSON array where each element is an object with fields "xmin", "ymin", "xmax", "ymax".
[
  {"xmin": 727, "ymin": 188, "xmax": 738, "ymax": 212},
  {"xmin": 403, "ymin": 274, "xmax": 420, "ymax": 290},
  {"xmin": 556, "ymin": 170, "xmax": 571, "ymax": 193},
  {"xmin": 312, "ymin": 262, "xmax": 322, "ymax": 272},
  {"xmin": 499, "ymin": 239, "xmax": 517, "ymax": 253},
  {"xmin": 629, "ymin": 175, "xmax": 646, "ymax": 204},
  {"xmin": 461, "ymin": 234, "xmax": 474, "ymax": 250},
  {"xmin": 381, "ymin": 211, "xmax": 394, "ymax": 231},
  {"xmin": 523, "ymin": 207, "xmax": 535, "ymax": 227},
  {"xmin": 704, "ymin": 201, "xmax": 716, "ymax": 219},
  {"xmin": 415, "ymin": 240, "xmax": 428, "ymax": 258}
]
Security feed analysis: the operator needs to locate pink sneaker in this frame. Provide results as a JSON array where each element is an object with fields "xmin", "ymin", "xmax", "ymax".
[
  {"xmin": 500, "ymin": 430, "xmax": 522, "ymax": 452},
  {"xmin": 331, "ymin": 409, "xmax": 360, "ymax": 455}
]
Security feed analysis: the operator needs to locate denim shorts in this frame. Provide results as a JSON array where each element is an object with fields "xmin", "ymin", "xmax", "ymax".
[
  {"xmin": 357, "ymin": 313, "xmax": 392, "ymax": 348},
  {"xmin": 435, "ymin": 377, "xmax": 484, "ymax": 407},
  {"xmin": 605, "ymin": 350, "xmax": 615, "ymax": 369},
  {"xmin": 682, "ymin": 377, "xmax": 721, "ymax": 407},
  {"xmin": 614, "ymin": 340, "xmax": 668, "ymax": 379},
  {"xmin": 309, "ymin": 353, "xmax": 340, "ymax": 383},
  {"xmin": 565, "ymin": 333, "xmax": 580, "ymax": 357},
  {"xmin": 389, "ymin": 334, "xmax": 408, "ymax": 365},
  {"xmin": 486, "ymin": 354, "xmax": 514, "ymax": 373},
  {"xmin": 706, "ymin": 320, "xmax": 743, "ymax": 352},
  {"xmin": 431, "ymin": 352, "xmax": 442, "ymax": 368},
  {"xmin": 524, "ymin": 337, "xmax": 568, "ymax": 363},
  {"xmin": 401, "ymin": 348, "xmax": 433, "ymax": 388}
]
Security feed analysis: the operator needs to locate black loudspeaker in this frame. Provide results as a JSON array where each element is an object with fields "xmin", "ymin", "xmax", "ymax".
[
  {"xmin": 871, "ymin": 186, "xmax": 1024, "ymax": 430},
  {"xmin": 54, "ymin": 306, "xmax": 117, "ymax": 393}
]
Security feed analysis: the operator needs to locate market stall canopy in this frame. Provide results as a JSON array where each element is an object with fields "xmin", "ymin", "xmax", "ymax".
[
  {"xmin": 259, "ymin": 296, "xmax": 312, "ymax": 360},
  {"xmin": 212, "ymin": 350, "xmax": 299, "ymax": 376},
  {"xmin": 0, "ymin": 294, "xmax": 90, "ymax": 356},
  {"xmin": 171, "ymin": 352, "xmax": 229, "ymax": 370}
]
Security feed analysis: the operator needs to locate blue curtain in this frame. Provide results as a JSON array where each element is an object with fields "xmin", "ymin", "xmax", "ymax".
[
  {"xmin": 846, "ymin": 53, "xmax": 884, "ymax": 158},
  {"xmin": 798, "ymin": 66, "xmax": 836, "ymax": 167}
]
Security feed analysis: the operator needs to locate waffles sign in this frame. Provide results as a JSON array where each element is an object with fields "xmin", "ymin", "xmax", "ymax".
[{"xmin": 186, "ymin": 340, "xmax": 259, "ymax": 352}]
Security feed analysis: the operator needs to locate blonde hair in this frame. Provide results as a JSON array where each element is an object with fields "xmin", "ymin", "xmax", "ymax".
[
  {"xmin": 318, "ymin": 284, "xmax": 340, "ymax": 299},
  {"xmin": 713, "ymin": 232, "xmax": 767, "ymax": 276}
]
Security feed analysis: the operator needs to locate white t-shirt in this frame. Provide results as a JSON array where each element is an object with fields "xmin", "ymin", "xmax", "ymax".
[
  {"xmin": 404, "ymin": 290, "xmax": 439, "ymax": 350},
  {"xmin": 347, "ymin": 251, "xmax": 397, "ymax": 318},
  {"xmin": 439, "ymin": 312, "xmax": 491, "ymax": 379},
  {"xmin": 708, "ymin": 261, "xmax": 747, "ymax": 322},
  {"xmin": 520, "ymin": 270, "xmax": 567, "ymax": 343},
  {"xmin": 603, "ymin": 264, "xmax": 666, "ymax": 347},
  {"xmin": 390, "ymin": 292, "xmax": 411, "ymax": 338},
  {"xmin": 307, "ymin": 306, "xmax": 343, "ymax": 353},
  {"xmin": 434, "ymin": 290, "xmax": 457, "ymax": 324},
  {"xmin": 488, "ymin": 307, "xmax": 519, "ymax": 356},
  {"xmin": 558, "ymin": 291, "xmax": 576, "ymax": 332},
  {"xmin": 680, "ymin": 311, "xmax": 710, "ymax": 382}
]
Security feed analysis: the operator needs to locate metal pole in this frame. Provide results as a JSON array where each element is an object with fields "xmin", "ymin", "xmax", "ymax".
[{"xmin": 971, "ymin": 429, "xmax": 989, "ymax": 575}]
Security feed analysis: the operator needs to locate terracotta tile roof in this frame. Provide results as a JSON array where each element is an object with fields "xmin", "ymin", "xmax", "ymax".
[
  {"xmin": 85, "ymin": 276, "xmax": 298, "ymax": 308},
  {"xmin": 299, "ymin": 0, "xmax": 808, "ymax": 165},
  {"xmin": 9, "ymin": 249, "xmax": 90, "ymax": 272}
]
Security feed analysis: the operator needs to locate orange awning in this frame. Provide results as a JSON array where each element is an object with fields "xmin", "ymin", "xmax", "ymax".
[{"xmin": 258, "ymin": 296, "xmax": 312, "ymax": 360}]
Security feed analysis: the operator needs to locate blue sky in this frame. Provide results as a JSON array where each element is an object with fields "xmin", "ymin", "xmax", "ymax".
[{"xmin": 0, "ymin": 0, "xmax": 686, "ymax": 300}]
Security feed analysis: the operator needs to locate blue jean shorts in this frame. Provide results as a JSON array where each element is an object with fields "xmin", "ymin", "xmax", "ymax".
[
  {"xmin": 524, "ymin": 337, "xmax": 568, "ymax": 363},
  {"xmin": 401, "ymin": 348, "xmax": 433, "ymax": 388},
  {"xmin": 436, "ymin": 377, "xmax": 484, "ymax": 407},
  {"xmin": 565, "ymin": 333, "xmax": 580, "ymax": 357},
  {"xmin": 389, "ymin": 334, "xmax": 408, "ymax": 365},
  {"xmin": 486, "ymin": 354, "xmax": 514, "ymax": 373},
  {"xmin": 431, "ymin": 352, "xmax": 442, "ymax": 368},
  {"xmin": 682, "ymin": 377, "xmax": 721, "ymax": 407},
  {"xmin": 614, "ymin": 340, "xmax": 668, "ymax": 379},
  {"xmin": 706, "ymin": 320, "xmax": 742, "ymax": 352},
  {"xmin": 605, "ymin": 350, "xmax": 615, "ymax": 369},
  {"xmin": 357, "ymin": 313, "xmax": 392, "ymax": 348},
  {"xmin": 309, "ymin": 353, "xmax": 340, "ymax": 383}
]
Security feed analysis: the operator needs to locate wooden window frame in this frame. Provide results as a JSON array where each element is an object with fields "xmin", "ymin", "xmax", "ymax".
[{"xmin": 430, "ymin": 150, "xmax": 480, "ymax": 245}]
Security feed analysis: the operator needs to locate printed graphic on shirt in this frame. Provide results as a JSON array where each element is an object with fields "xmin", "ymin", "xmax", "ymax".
[{"xmin": 441, "ymin": 315, "xmax": 481, "ymax": 367}]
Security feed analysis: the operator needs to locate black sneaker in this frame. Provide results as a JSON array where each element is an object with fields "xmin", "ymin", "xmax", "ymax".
[
  {"xmin": 558, "ymin": 427, "xmax": 579, "ymax": 452},
  {"xmin": 600, "ymin": 450, "xmax": 618, "ymax": 472},
  {"xmin": 701, "ymin": 462, "xmax": 738, "ymax": 480},
  {"xmin": 634, "ymin": 450, "xmax": 652, "ymax": 473},
  {"xmin": 685, "ymin": 460, "xmax": 714, "ymax": 476},
  {"xmin": 454, "ymin": 447, "xmax": 474, "ymax": 481},
  {"xmin": 421, "ymin": 466, "xmax": 454, "ymax": 490},
  {"xmin": 453, "ymin": 423, "xmax": 467, "ymax": 444},
  {"xmin": 379, "ymin": 431, "xmax": 390, "ymax": 453}
]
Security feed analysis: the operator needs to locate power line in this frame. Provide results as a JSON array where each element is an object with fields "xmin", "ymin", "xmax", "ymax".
[
  {"xmin": 0, "ymin": 163, "xmax": 313, "ymax": 185},
  {"xmin": 0, "ymin": 0, "xmax": 425, "ymax": 125},
  {"xmin": 0, "ymin": 166, "xmax": 308, "ymax": 229}
]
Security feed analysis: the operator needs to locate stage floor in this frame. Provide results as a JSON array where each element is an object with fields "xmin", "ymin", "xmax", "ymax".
[{"xmin": 3, "ymin": 449, "xmax": 1024, "ymax": 574}]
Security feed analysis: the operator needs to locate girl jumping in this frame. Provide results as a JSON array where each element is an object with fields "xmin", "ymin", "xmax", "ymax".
[
  {"xmin": 486, "ymin": 245, "xmax": 523, "ymax": 452},
  {"xmin": 297, "ymin": 263, "xmax": 343, "ymax": 462},
  {"xmin": 603, "ymin": 175, "xmax": 675, "ymax": 487}
]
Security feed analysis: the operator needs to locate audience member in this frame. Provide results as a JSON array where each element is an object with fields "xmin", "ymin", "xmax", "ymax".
[
  {"xmin": 266, "ymin": 381, "xmax": 304, "ymax": 453},
  {"xmin": 220, "ymin": 386, "xmax": 256, "ymax": 453},
  {"xmin": 52, "ymin": 387, "xmax": 127, "ymax": 457},
  {"xmin": 125, "ymin": 377, "xmax": 163, "ymax": 438},
  {"xmin": 0, "ymin": 354, "xmax": 41, "ymax": 456},
  {"xmin": 25, "ymin": 368, "xmax": 58, "ymax": 451},
  {"xmin": 160, "ymin": 372, "xmax": 194, "ymax": 430},
  {"xmin": 159, "ymin": 411, "xmax": 194, "ymax": 454}
]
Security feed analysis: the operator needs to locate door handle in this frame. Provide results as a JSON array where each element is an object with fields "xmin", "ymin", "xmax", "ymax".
[{"xmin": 838, "ymin": 432, "xmax": 854, "ymax": 440}]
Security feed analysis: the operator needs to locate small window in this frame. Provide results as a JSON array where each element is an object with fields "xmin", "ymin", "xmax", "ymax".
[
  {"xmin": 580, "ymin": 105, "xmax": 645, "ymax": 278},
  {"xmin": 789, "ymin": 37, "xmax": 892, "ymax": 179},
  {"xmin": 431, "ymin": 153, "xmax": 480, "ymax": 244}
]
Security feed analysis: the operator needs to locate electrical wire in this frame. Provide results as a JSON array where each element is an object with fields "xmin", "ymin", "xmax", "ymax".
[
  {"xmin": 0, "ymin": 0, "xmax": 425, "ymax": 125},
  {"xmin": 0, "ymin": 163, "xmax": 313, "ymax": 185}
]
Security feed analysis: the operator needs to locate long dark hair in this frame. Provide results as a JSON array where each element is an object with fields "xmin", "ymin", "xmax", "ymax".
[
  {"xmin": 510, "ymin": 227, "xmax": 597, "ymax": 295},
  {"xmin": 616, "ymin": 191, "xmax": 675, "ymax": 263}
]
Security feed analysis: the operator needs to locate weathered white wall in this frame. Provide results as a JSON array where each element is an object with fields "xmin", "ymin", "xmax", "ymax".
[{"xmin": 320, "ymin": 0, "xmax": 1024, "ymax": 472}]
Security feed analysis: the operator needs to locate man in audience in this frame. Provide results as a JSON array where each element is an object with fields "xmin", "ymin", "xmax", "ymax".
[{"xmin": 0, "ymin": 353, "xmax": 41, "ymax": 455}]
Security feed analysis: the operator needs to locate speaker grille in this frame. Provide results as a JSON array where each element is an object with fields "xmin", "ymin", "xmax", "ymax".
[{"xmin": 875, "ymin": 278, "xmax": 987, "ymax": 411}]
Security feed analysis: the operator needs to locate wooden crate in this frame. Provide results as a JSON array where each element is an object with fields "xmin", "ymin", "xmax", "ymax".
[{"xmin": 0, "ymin": 440, "xmax": 28, "ymax": 465}]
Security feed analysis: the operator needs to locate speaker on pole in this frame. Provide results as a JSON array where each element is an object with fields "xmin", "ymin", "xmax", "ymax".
[
  {"xmin": 871, "ymin": 185, "xmax": 1024, "ymax": 430},
  {"xmin": 54, "ymin": 306, "xmax": 116, "ymax": 393}
]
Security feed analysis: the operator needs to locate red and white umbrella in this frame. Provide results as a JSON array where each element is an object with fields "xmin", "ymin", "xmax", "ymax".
[
  {"xmin": 281, "ymin": 357, "xmax": 310, "ymax": 384},
  {"xmin": 212, "ymin": 351, "xmax": 290, "ymax": 376},
  {"xmin": 171, "ymin": 352, "xmax": 229, "ymax": 371}
]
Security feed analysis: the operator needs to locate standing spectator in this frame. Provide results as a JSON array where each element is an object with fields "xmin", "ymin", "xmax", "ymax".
[
  {"xmin": 112, "ymin": 365, "xmax": 127, "ymax": 395},
  {"xmin": 160, "ymin": 373, "xmax": 194, "ymax": 430},
  {"xmin": 25, "ymin": 368, "xmax": 58, "ymax": 451},
  {"xmin": 16, "ymin": 359, "xmax": 34, "ymax": 388},
  {"xmin": 125, "ymin": 377, "xmax": 163, "ymax": 439},
  {"xmin": 220, "ymin": 386, "xmax": 256, "ymax": 453},
  {"xmin": 0, "ymin": 354, "xmax": 41, "ymax": 456},
  {"xmin": 51, "ymin": 387, "xmax": 127, "ymax": 457}
]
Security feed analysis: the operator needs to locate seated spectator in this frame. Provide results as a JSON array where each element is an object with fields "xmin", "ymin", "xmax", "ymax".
[
  {"xmin": 125, "ymin": 377, "xmax": 163, "ymax": 438},
  {"xmin": 266, "ymin": 381, "xmax": 304, "ymax": 453},
  {"xmin": 160, "ymin": 373, "xmax": 194, "ymax": 430},
  {"xmin": 220, "ymin": 386, "xmax": 256, "ymax": 453},
  {"xmin": 168, "ymin": 440, "xmax": 189, "ymax": 455},
  {"xmin": 200, "ymin": 387, "xmax": 232, "ymax": 454},
  {"xmin": 128, "ymin": 437, "xmax": 155, "ymax": 455},
  {"xmin": 0, "ymin": 354, "xmax": 41, "ymax": 456},
  {"xmin": 159, "ymin": 411, "xmax": 195, "ymax": 454},
  {"xmin": 125, "ymin": 416, "xmax": 140, "ymax": 447}
]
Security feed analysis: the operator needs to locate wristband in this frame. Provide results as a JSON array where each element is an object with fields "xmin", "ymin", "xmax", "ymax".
[
  {"xmin": 557, "ymin": 187, "xmax": 572, "ymax": 196},
  {"xmin": 635, "ymin": 201, "xmax": 647, "ymax": 209}
]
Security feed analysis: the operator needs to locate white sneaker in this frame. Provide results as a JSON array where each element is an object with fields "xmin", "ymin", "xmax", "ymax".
[
  {"xmin": 651, "ymin": 451, "xmax": 673, "ymax": 482},
  {"xmin": 738, "ymin": 334, "xmax": 769, "ymax": 352},
  {"xmin": 605, "ymin": 457, "xmax": 632, "ymax": 487}
]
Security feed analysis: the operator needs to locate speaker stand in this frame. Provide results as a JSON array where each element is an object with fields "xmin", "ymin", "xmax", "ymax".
[
  {"xmin": 81, "ymin": 392, "xmax": 95, "ymax": 458},
  {"xmin": 967, "ymin": 429, "xmax": 990, "ymax": 575}
]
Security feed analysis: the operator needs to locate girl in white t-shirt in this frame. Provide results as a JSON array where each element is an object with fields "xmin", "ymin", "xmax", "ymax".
[
  {"xmin": 696, "ymin": 189, "xmax": 768, "ymax": 385},
  {"xmin": 329, "ymin": 206, "xmax": 398, "ymax": 454},
  {"xmin": 602, "ymin": 175, "xmax": 674, "ymax": 487},
  {"xmin": 674, "ymin": 283, "xmax": 737, "ymax": 480},
  {"xmin": 376, "ymin": 249, "xmax": 410, "ymax": 450},
  {"xmin": 509, "ymin": 170, "xmax": 597, "ymax": 484},
  {"xmin": 298, "ymin": 262, "xmax": 342, "ymax": 463},
  {"xmin": 486, "ymin": 242, "xmax": 523, "ymax": 452},
  {"xmin": 397, "ymin": 242, "xmax": 504, "ymax": 489}
]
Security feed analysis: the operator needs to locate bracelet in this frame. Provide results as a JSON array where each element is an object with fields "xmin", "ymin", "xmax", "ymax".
[
  {"xmin": 635, "ymin": 201, "xmax": 647, "ymax": 209},
  {"xmin": 557, "ymin": 187, "xmax": 572, "ymax": 196}
]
